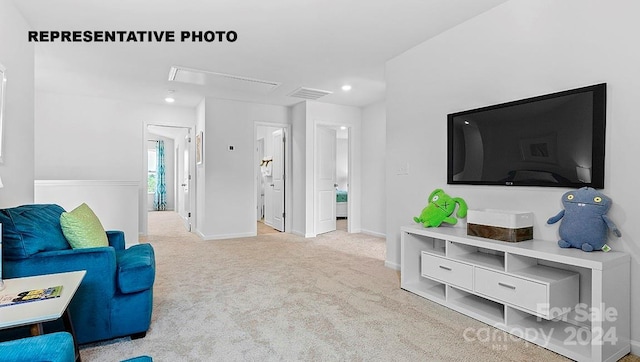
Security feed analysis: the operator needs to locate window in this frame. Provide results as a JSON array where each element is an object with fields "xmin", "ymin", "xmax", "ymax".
[{"xmin": 148, "ymin": 149, "xmax": 157, "ymax": 193}]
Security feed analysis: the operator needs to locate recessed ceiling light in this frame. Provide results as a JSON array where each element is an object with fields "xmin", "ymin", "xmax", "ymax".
[
  {"xmin": 340, "ymin": 126, "xmax": 347, "ymax": 130},
  {"xmin": 341, "ymin": 84, "xmax": 352, "ymax": 91},
  {"xmin": 165, "ymin": 90, "xmax": 176, "ymax": 103}
]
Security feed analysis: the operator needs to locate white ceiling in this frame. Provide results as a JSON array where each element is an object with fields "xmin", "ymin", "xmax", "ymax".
[{"xmin": 13, "ymin": 0, "xmax": 507, "ymax": 108}]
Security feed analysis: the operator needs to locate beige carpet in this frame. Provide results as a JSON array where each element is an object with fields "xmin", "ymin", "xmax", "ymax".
[
  {"xmin": 78, "ymin": 212, "xmax": 600, "ymax": 361},
  {"xmin": 257, "ymin": 220, "xmax": 281, "ymax": 235}
]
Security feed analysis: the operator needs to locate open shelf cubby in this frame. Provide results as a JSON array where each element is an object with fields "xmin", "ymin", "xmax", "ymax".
[
  {"xmin": 448, "ymin": 286, "xmax": 504, "ymax": 325},
  {"xmin": 403, "ymin": 232, "xmax": 446, "ymax": 257},
  {"xmin": 418, "ymin": 278, "xmax": 446, "ymax": 301},
  {"xmin": 507, "ymin": 254, "xmax": 578, "ymax": 282},
  {"xmin": 400, "ymin": 225, "xmax": 630, "ymax": 362},
  {"xmin": 448, "ymin": 242, "xmax": 505, "ymax": 271}
]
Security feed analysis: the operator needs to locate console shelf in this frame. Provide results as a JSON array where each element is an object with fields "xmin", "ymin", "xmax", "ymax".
[
  {"xmin": 400, "ymin": 225, "xmax": 630, "ymax": 362},
  {"xmin": 450, "ymin": 246, "xmax": 504, "ymax": 271}
]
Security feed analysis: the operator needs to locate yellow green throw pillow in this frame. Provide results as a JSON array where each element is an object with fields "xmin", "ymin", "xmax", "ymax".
[{"xmin": 60, "ymin": 203, "xmax": 108, "ymax": 249}]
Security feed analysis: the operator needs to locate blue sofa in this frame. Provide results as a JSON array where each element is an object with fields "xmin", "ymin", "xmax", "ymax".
[
  {"xmin": 0, "ymin": 204, "xmax": 155, "ymax": 345},
  {"xmin": 0, "ymin": 332, "xmax": 75, "ymax": 362}
]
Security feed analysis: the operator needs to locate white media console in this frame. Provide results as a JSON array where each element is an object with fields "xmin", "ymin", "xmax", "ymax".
[{"xmin": 401, "ymin": 224, "xmax": 630, "ymax": 362}]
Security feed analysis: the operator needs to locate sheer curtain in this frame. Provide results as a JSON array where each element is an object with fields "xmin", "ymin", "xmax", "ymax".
[{"xmin": 153, "ymin": 140, "xmax": 167, "ymax": 211}]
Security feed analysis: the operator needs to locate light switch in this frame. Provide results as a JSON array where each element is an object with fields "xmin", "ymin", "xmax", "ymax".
[{"xmin": 396, "ymin": 162, "xmax": 409, "ymax": 175}]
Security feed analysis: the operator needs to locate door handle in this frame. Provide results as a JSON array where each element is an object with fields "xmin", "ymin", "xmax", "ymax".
[
  {"xmin": 181, "ymin": 183, "xmax": 187, "ymax": 187},
  {"xmin": 270, "ymin": 184, "xmax": 274, "ymax": 187},
  {"xmin": 334, "ymin": 183, "xmax": 338, "ymax": 187}
]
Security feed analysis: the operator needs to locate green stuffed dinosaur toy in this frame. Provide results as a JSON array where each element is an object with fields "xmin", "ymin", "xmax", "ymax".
[{"xmin": 413, "ymin": 189, "xmax": 468, "ymax": 227}]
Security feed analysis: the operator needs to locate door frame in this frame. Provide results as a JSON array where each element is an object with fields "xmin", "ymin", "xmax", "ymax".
[
  {"xmin": 255, "ymin": 138, "xmax": 265, "ymax": 221},
  {"xmin": 142, "ymin": 122, "xmax": 195, "ymax": 235},
  {"xmin": 314, "ymin": 123, "xmax": 353, "ymax": 235},
  {"xmin": 177, "ymin": 131, "xmax": 193, "ymax": 231},
  {"xmin": 314, "ymin": 125, "xmax": 338, "ymax": 235},
  {"xmin": 253, "ymin": 121, "xmax": 292, "ymax": 235}
]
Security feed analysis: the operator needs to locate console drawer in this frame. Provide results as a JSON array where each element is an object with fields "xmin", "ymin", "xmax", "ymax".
[
  {"xmin": 474, "ymin": 268, "xmax": 545, "ymax": 314},
  {"xmin": 421, "ymin": 252, "xmax": 473, "ymax": 290}
]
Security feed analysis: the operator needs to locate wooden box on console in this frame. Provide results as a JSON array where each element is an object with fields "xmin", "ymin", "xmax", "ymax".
[
  {"xmin": 467, "ymin": 223, "xmax": 533, "ymax": 242},
  {"xmin": 466, "ymin": 209, "xmax": 533, "ymax": 242}
]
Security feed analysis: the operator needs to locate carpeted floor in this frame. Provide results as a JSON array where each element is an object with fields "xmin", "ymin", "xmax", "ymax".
[
  {"xmin": 257, "ymin": 220, "xmax": 281, "ymax": 235},
  {"xmin": 78, "ymin": 212, "xmax": 633, "ymax": 361}
]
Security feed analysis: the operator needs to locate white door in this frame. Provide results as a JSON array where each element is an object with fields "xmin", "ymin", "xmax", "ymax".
[
  {"xmin": 271, "ymin": 129, "xmax": 285, "ymax": 232},
  {"xmin": 256, "ymin": 138, "xmax": 265, "ymax": 220},
  {"xmin": 178, "ymin": 134, "xmax": 191, "ymax": 231},
  {"xmin": 315, "ymin": 126, "xmax": 337, "ymax": 235}
]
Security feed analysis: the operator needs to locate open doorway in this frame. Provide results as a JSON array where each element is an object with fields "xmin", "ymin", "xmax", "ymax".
[
  {"xmin": 256, "ymin": 125, "xmax": 286, "ymax": 234},
  {"xmin": 255, "ymin": 122, "xmax": 292, "ymax": 236},
  {"xmin": 146, "ymin": 124, "xmax": 194, "ymax": 233},
  {"xmin": 315, "ymin": 124, "xmax": 351, "ymax": 235},
  {"xmin": 336, "ymin": 126, "xmax": 349, "ymax": 231}
]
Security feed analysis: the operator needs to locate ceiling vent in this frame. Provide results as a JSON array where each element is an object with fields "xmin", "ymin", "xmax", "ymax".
[
  {"xmin": 168, "ymin": 66, "xmax": 281, "ymax": 93},
  {"xmin": 288, "ymin": 87, "xmax": 333, "ymax": 100}
]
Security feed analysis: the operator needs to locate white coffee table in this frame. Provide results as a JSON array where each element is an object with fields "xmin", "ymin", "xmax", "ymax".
[{"xmin": 0, "ymin": 270, "xmax": 86, "ymax": 361}]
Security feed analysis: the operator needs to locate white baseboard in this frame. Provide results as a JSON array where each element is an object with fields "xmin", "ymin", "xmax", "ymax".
[
  {"xmin": 193, "ymin": 228, "xmax": 255, "ymax": 240},
  {"xmin": 361, "ymin": 229, "xmax": 386, "ymax": 238},
  {"xmin": 284, "ymin": 229, "xmax": 318, "ymax": 238},
  {"xmin": 199, "ymin": 231, "xmax": 256, "ymax": 240},
  {"xmin": 291, "ymin": 229, "xmax": 305, "ymax": 237},
  {"xmin": 385, "ymin": 260, "xmax": 400, "ymax": 270},
  {"xmin": 631, "ymin": 339, "xmax": 640, "ymax": 356}
]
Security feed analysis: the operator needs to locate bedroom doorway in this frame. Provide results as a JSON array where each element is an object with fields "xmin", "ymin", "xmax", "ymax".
[
  {"xmin": 255, "ymin": 123, "xmax": 290, "ymax": 234},
  {"xmin": 336, "ymin": 126, "xmax": 349, "ymax": 231},
  {"xmin": 145, "ymin": 124, "xmax": 194, "ymax": 234},
  {"xmin": 315, "ymin": 124, "xmax": 350, "ymax": 235},
  {"xmin": 315, "ymin": 126, "xmax": 337, "ymax": 234}
]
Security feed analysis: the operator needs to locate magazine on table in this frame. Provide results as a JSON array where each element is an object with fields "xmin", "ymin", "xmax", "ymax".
[{"xmin": 0, "ymin": 285, "xmax": 63, "ymax": 307}]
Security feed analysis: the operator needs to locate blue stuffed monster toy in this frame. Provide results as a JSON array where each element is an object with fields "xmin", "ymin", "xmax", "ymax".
[{"xmin": 547, "ymin": 187, "xmax": 621, "ymax": 252}]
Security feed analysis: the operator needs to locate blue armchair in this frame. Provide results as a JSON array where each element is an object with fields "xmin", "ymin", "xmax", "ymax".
[
  {"xmin": 0, "ymin": 332, "xmax": 75, "ymax": 362},
  {"xmin": 0, "ymin": 204, "xmax": 155, "ymax": 345}
]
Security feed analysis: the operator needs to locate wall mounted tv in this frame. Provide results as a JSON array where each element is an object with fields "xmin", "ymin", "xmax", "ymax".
[{"xmin": 448, "ymin": 83, "xmax": 606, "ymax": 188}]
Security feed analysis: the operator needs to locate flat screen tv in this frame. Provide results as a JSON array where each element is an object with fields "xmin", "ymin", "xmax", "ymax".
[{"xmin": 448, "ymin": 83, "xmax": 606, "ymax": 188}]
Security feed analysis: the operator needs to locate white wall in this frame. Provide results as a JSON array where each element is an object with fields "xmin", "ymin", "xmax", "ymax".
[
  {"xmin": 0, "ymin": 0, "xmax": 34, "ymax": 208},
  {"xmin": 196, "ymin": 97, "xmax": 290, "ymax": 239},
  {"xmin": 291, "ymin": 102, "xmax": 307, "ymax": 236},
  {"xmin": 385, "ymin": 0, "xmax": 640, "ymax": 351},
  {"xmin": 35, "ymin": 180, "xmax": 139, "ymax": 247},
  {"xmin": 361, "ymin": 101, "xmax": 386, "ymax": 237},
  {"xmin": 34, "ymin": 92, "xmax": 195, "ymax": 236}
]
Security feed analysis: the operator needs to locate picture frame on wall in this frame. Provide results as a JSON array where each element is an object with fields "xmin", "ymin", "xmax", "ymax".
[
  {"xmin": 196, "ymin": 131, "xmax": 203, "ymax": 165},
  {"xmin": 0, "ymin": 63, "xmax": 6, "ymax": 164}
]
